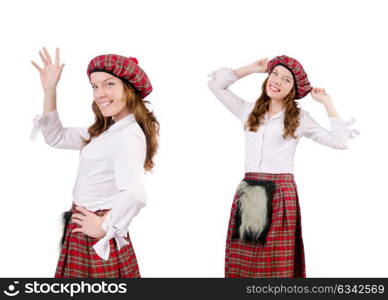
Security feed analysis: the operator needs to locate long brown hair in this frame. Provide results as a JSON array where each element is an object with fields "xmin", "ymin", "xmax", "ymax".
[
  {"xmin": 83, "ymin": 81, "xmax": 159, "ymax": 171},
  {"xmin": 245, "ymin": 77, "xmax": 300, "ymax": 139}
]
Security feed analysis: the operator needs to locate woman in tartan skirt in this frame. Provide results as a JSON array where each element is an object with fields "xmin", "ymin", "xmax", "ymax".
[
  {"xmin": 31, "ymin": 48, "xmax": 159, "ymax": 278},
  {"xmin": 208, "ymin": 56, "xmax": 359, "ymax": 278}
]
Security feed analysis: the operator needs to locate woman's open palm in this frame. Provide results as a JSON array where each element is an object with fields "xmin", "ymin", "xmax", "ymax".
[{"xmin": 31, "ymin": 47, "xmax": 65, "ymax": 91}]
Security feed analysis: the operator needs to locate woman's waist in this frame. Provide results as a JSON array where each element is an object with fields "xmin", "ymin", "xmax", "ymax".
[
  {"xmin": 72, "ymin": 177, "xmax": 117, "ymax": 195},
  {"xmin": 244, "ymin": 159, "xmax": 295, "ymax": 175},
  {"xmin": 70, "ymin": 202, "xmax": 111, "ymax": 216},
  {"xmin": 71, "ymin": 193, "xmax": 116, "ymax": 214},
  {"xmin": 72, "ymin": 185, "xmax": 118, "ymax": 202},
  {"xmin": 244, "ymin": 172, "xmax": 294, "ymax": 182}
]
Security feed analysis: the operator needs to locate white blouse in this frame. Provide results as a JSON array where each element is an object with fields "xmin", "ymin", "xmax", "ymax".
[
  {"xmin": 207, "ymin": 67, "xmax": 359, "ymax": 174},
  {"xmin": 31, "ymin": 110, "xmax": 146, "ymax": 261}
]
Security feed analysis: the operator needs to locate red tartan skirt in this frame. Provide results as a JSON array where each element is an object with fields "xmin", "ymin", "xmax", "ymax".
[
  {"xmin": 225, "ymin": 173, "xmax": 306, "ymax": 278},
  {"xmin": 55, "ymin": 203, "xmax": 140, "ymax": 278}
]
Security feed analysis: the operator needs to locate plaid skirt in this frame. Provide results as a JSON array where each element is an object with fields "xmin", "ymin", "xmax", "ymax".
[
  {"xmin": 55, "ymin": 203, "xmax": 141, "ymax": 278},
  {"xmin": 225, "ymin": 173, "xmax": 306, "ymax": 278}
]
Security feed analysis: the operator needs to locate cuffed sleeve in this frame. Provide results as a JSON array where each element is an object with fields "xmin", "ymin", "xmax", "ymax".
[
  {"xmin": 343, "ymin": 117, "xmax": 360, "ymax": 138},
  {"xmin": 31, "ymin": 109, "xmax": 89, "ymax": 150},
  {"xmin": 302, "ymin": 111, "xmax": 360, "ymax": 149},
  {"xmin": 207, "ymin": 67, "xmax": 247, "ymax": 121},
  {"xmin": 92, "ymin": 127, "xmax": 146, "ymax": 260}
]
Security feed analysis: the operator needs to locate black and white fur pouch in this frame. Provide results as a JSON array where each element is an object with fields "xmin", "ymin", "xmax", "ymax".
[{"xmin": 233, "ymin": 179, "xmax": 276, "ymax": 244}]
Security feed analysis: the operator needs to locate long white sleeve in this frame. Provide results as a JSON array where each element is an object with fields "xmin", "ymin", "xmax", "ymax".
[
  {"xmin": 92, "ymin": 127, "xmax": 147, "ymax": 260},
  {"xmin": 31, "ymin": 109, "xmax": 89, "ymax": 150},
  {"xmin": 301, "ymin": 111, "xmax": 360, "ymax": 149},
  {"xmin": 207, "ymin": 67, "xmax": 249, "ymax": 121}
]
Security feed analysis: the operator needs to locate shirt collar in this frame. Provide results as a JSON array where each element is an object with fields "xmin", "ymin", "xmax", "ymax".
[
  {"xmin": 108, "ymin": 113, "xmax": 136, "ymax": 132},
  {"xmin": 264, "ymin": 109, "xmax": 285, "ymax": 120}
]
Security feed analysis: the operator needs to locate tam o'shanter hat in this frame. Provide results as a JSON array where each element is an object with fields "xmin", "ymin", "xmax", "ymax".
[
  {"xmin": 87, "ymin": 54, "xmax": 152, "ymax": 99},
  {"xmin": 266, "ymin": 55, "xmax": 312, "ymax": 99}
]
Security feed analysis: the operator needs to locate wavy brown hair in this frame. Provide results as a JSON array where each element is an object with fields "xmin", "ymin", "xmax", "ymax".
[
  {"xmin": 83, "ymin": 81, "xmax": 159, "ymax": 171},
  {"xmin": 245, "ymin": 77, "xmax": 300, "ymax": 139}
]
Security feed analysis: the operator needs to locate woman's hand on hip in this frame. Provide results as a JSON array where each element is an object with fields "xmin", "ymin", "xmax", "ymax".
[
  {"xmin": 31, "ymin": 47, "xmax": 65, "ymax": 92},
  {"xmin": 71, "ymin": 206, "xmax": 108, "ymax": 239}
]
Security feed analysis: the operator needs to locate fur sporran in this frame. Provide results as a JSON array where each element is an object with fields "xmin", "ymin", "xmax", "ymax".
[{"xmin": 233, "ymin": 179, "xmax": 276, "ymax": 243}]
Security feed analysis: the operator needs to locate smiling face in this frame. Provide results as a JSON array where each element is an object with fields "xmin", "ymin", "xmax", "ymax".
[
  {"xmin": 90, "ymin": 72, "xmax": 130, "ymax": 121},
  {"xmin": 266, "ymin": 65, "xmax": 295, "ymax": 101}
]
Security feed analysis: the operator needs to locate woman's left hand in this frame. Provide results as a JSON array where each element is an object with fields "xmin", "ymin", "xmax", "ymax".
[
  {"xmin": 71, "ymin": 206, "xmax": 108, "ymax": 239},
  {"xmin": 310, "ymin": 87, "xmax": 332, "ymax": 104}
]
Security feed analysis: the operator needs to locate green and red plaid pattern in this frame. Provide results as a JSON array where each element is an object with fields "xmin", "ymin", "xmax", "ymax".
[
  {"xmin": 225, "ymin": 173, "xmax": 306, "ymax": 278},
  {"xmin": 87, "ymin": 54, "xmax": 152, "ymax": 99},
  {"xmin": 55, "ymin": 203, "xmax": 140, "ymax": 278},
  {"xmin": 266, "ymin": 55, "xmax": 312, "ymax": 99}
]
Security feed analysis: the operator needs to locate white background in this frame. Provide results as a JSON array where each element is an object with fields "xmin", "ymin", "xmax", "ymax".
[{"xmin": 0, "ymin": 0, "xmax": 387, "ymax": 277}]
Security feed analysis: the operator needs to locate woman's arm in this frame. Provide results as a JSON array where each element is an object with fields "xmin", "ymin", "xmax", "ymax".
[
  {"xmin": 302, "ymin": 88, "xmax": 359, "ymax": 149},
  {"xmin": 207, "ymin": 68, "xmax": 246, "ymax": 120},
  {"xmin": 31, "ymin": 48, "xmax": 88, "ymax": 149},
  {"xmin": 234, "ymin": 58, "xmax": 269, "ymax": 79},
  {"xmin": 311, "ymin": 87, "xmax": 339, "ymax": 118},
  {"xmin": 31, "ymin": 110, "xmax": 89, "ymax": 149},
  {"xmin": 207, "ymin": 59, "xmax": 268, "ymax": 121},
  {"xmin": 31, "ymin": 47, "xmax": 64, "ymax": 114},
  {"xmin": 92, "ymin": 127, "xmax": 147, "ymax": 261}
]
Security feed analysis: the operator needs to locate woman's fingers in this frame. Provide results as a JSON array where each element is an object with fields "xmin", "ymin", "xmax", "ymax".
[
  {"xmin": 42, "ymin": 47, "xmax": 52, "ymax": 65},
  {"xmin": 36, "ymin": 47, "xmax": 61, "ymax": 68},
  {"xmin": 39, "ymin": 50, "xmax": 48, "ymax": 66},
  {"xmin": 58, "ymin": 63, "xmax": 65, "ymax": 76},
  {"xmin": 71, "ymin": 218, "xmax": 83, "ymax": 226},
  {"xmin": 31, "ymin": 60, "xmax": 42, "ymax": 72},
  {"xmin": 313, "ymin": 87, "xmax": 324, "ymax": 94},
  {"xmin": 72, "ymin": 227, "xmax": 83, "ymax": 234},
  {"xmin": 258, "ymin": 58, "xmax": 268, "ymax": 66},
  {"xmin": 75, "ymin": 206, "xmax": 91, "ymax": 216},
  {"xmin": 311, "ymin": 87, "xmax": 328, "ymax": 99},
  {"xmin": 55, "ymin": 48, "xmax": 60, "ymax": 65},
  {"xmin": 72, "ymin": 213, "xmax": 86, "ymax": 221}
]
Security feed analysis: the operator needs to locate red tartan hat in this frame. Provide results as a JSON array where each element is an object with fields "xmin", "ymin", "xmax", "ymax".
[
  {"xmin": 87, "ymin": 54, "xmax": 152, "ymax": 99},
  {"xmin": 266, "ymin": 55, "xmax": 312, "ymax": 99}
]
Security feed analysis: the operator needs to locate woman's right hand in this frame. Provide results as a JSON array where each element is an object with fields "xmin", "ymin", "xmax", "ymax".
[
  {"xmin": 234, "ymin": 58, "xmax": 269, "ymax": 78},
  {"xmin": 248, "ymin": 58, "xmax": 269, "ymax": 73},
  {"xmin": 31, "ymin": 47, "xmax": 65, "ymax": 92}
]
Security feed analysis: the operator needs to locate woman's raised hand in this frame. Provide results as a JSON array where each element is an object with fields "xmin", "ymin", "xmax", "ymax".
[
  {"xmin": 310, "ymin": 87, "xmax": 341, "ymax": 118},
  {"xmin": 31, "ymin": 47, "xmax": 65, "ymax": 92},
  {"xmin": 310, "ymin": 87, "xmax": 332, "ymax": 104},
  {"xmin": 249, "ymin": 58, "xmax": 269, "ymax": 73},
  {"xmin": 234, "ymin": 58, "xmax": 269, "ymax": 78}
]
